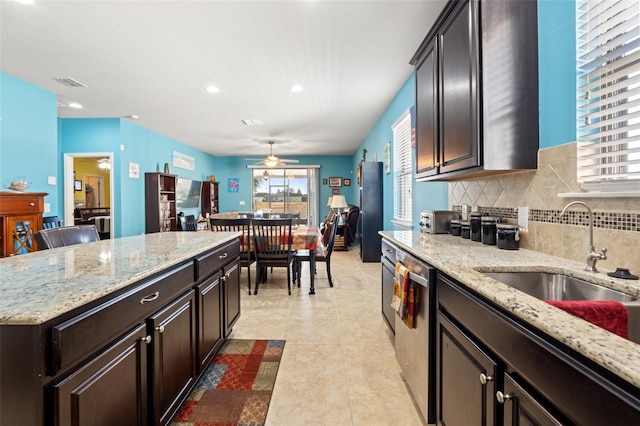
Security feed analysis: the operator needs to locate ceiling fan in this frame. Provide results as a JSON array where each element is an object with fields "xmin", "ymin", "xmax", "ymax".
[{"xmin": 245, "ymin": 141, "xmax": 299, "ymax": 167}]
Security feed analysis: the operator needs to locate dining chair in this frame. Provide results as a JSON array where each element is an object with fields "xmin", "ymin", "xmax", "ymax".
[
  {"xmin": 292, "ymin": 214, "xmax": 339, "ymax": 288},
  {"xmin": 34, "ymin": 225, "xmax": 101, "ymax": 250},
  {"xmin": 179, "ymin": 214, "xmax": 198, "ymax": 231},
  {"xmin": 252, "ymin": 218, "xmax": 294, "ymax": 295},
  {"xmin": 209, "ymin": 218, "xmax": 255, "ymax": 295},
  {"xmin": 43, "ymin": 216, "xmax": 61, "ymax": 229}
]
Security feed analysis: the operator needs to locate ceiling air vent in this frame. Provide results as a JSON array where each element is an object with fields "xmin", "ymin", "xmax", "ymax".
[
  {"xmin": 241, "ymin": 119, "xmax": 263, "ymax": 126},
  {"xmin": 53, "ymin": 77, "xmax": 88, "ymax": 88}
]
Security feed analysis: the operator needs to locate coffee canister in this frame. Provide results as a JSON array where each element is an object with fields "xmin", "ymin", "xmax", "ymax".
[
  {"xmin": 481, "ymin": 217, "xmax": 498, "ymax": 245},
  {"xmin": 460, "ymin": 221, "xmax": 471, "ymax": 239},
  {"xmin": 497, "ymin": 223, "xmax": 520, "ymax": 250},
  {"xmin": 450, "ymin": 219, "xmax": 461, "ymax": 236},
  {"xmin": 470, "ymin": 212, "xmax": 483, "ymax": 242}
]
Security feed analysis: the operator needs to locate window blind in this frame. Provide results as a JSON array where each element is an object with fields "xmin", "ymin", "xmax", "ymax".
[
  {"xmin": 392, "ymin": 110, "xmax": 412, "ymax": 223},
  {"xmin": 577, "ymin": 0, "xmax": 640, "ymax": 192}
]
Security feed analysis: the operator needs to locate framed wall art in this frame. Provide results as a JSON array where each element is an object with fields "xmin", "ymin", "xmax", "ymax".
[
  {"xmin": 344, "ymin": 178, "xmax": 351, "ymax": 187},
  {"xmin": 329, "ymin": 177, "xmax": 342, "ymax": 187},
  {"xmin": 322, "ymin": 178, "xmax": 328, "ymax": 185}
]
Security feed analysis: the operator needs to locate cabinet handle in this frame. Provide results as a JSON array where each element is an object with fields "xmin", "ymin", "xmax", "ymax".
[
  {"xmin": 479, "ymin": 373, "xmax": 494, "ymax": 385},
  {"xmin": 141, "ymin": 335, "xmax": 152, "ymax": 344},
  {"xmin": 218, "ymin": 252, "xmax": 228, "ymax": 259},
  {"xmin": 156, "ymin": 325, "xmax": 165, "ymax": 333},
  {"xmin": 29, "ymin": 202, "xmax": 35, "ymax": 207},
  {"xmin": 140, "ymin": 291, "xmax": 160, "ymax": 304},
  {"xmin": 496, "ymin": 391, "xmax": 513, "ymax": 404}
]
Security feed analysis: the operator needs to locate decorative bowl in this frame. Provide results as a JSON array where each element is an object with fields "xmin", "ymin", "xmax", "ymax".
[{"xmin": 8, "ymin": 179, "xmax": 30, "ymax": 191}]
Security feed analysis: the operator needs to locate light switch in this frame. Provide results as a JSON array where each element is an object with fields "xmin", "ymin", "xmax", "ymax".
[
  {"xmin": 47, "ymin": 176, "xmax": 56, "ymax": 185},
  {"xmin": 120, "ymin": 144, "xmax": 125, "ymax": 151},
  {"xmin": 44, "ymin": 203, "xmax": 51, "ymax": 213},
  {"xmin": 239, "ymin": 200, "xmax": 245, "ymax": 206}
]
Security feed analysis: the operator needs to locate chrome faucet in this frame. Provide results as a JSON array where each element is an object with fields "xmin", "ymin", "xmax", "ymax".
[{"xmin": 560, "ymin": 201, "xmax": 607, "ymax": 272}]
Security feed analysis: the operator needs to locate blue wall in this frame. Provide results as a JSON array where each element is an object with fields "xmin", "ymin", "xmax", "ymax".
[
  {"xmin": 60, "ymin": 118, "xmax": 218, "ymax": 236},
  {"xmin": 1, "ymin": 73, "xmax": 59, "ymax": 213},
  {"xmin": 213, "ymin": 155, "xmax": 353, "ymax": 222},
  {"xmin": 538, "ymin": 0, "xmax": 576, "ymax": 149},
  {"xmin": 352, "ymin": 74, "xmax": 448, "ymax": 230}
]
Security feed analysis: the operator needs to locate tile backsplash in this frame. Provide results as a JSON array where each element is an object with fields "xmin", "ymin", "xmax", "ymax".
[{"xmin": 449, "ymin": 142, "xmax": 640, "ymax": 275}]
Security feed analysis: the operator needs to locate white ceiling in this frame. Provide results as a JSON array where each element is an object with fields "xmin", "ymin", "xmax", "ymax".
[{"xmin": 1, "ymin": 0, "xmax": 446, "ymax": 157}]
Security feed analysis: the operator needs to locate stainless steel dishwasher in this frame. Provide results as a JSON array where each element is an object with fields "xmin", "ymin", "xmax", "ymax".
[{"xmin": 394, "ymin": 246, "xmax": 436, "ymax": 425}]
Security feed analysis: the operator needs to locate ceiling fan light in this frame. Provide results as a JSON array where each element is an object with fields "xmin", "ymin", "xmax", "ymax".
[{"xmin": 264, "ymin": 158, "xmax": 279, "ymax": 168}]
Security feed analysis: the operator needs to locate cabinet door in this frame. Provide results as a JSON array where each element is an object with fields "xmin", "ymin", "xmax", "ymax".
[
  {"xmin": 415, "ymin": 40, "xmax": 439, "ymax": 179},
  {"xmin": 5, "ymin": 214, "xmax": 39, "ymax": 255},
  {"xmin": 381, "ymin": 258, "xmax": 396, "ymax": 334},
  {"xmin": 501, "ymin": 373, "xmax": 563, "ymax": 426},
  {"xmin": 148, "ymin": 291, "xmax": 196, "ymax": 426},
  {"xmin": 439, "ymin": 0, "xmax": 480, "ymax": 174},
  {"xmin": 223, "ymin": 261, "xmax": 241, "ymax": 337},
  {"xmin": 196, "ymin": 271, "xmax": 223, "ymax": 372},
  {"xmin": 437, "ymin": 312, "xmax": 497, "ymax": 426},
  {"xmin": 53, "ymin": 324, "xmax": 149, "ymax": 426}
]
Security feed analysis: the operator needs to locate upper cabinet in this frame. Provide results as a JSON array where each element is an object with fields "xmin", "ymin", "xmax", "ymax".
[{"xmin": 412, "ymin": 0, "xmax": 539, "ymax": 181}]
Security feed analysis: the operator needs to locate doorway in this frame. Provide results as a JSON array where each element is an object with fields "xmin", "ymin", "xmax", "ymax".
[{"xmin": 63, "ymin": 153, "xmax": 114, "ymax": 235}]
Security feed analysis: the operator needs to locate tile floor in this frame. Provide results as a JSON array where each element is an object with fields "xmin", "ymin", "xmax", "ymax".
[{"xmin": 229, "ymin": 245, "xmax": 426, "ymax": 426}]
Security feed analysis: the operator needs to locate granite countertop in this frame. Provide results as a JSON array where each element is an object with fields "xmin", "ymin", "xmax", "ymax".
[
  {"xmin": 0, "ymin": 231, "xmax": 240, "ymax": 326},
  {"xmin": 380, "ymin": 230, "xmax": 640, "ymax": 389}
]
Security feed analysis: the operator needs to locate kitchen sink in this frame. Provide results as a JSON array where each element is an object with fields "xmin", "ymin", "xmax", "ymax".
[
  {"xmin": 483, "ymin": 271, "xmax": 640, "ymax": 343},
  {"xmin": 483, "ymin": 271, "xmax": 637, "ymax": 302}
]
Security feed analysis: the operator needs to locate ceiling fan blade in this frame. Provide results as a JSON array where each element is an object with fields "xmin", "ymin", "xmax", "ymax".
[{"xmin": 279, "ymin": 159, "xmax": 299, "ymax": 163}]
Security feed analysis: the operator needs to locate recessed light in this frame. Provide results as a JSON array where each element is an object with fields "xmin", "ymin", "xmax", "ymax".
[
  {"xmin": 206, "ymin": 85, "xmax": 220, "ymax": 93},
  {"xmin": 125, "ymin": 115, "xmax": 139, "ymax": 120},
  {"xmin": 241, "ymin": 119, "xmax": 264, "ymax": 126},
  {"xmin": 68, "ymin": 102, "xmax": 83, "ymax": 109},
  {"xmin": 291, "ymin": 84, "xmax": 304, "ymax": 93}
]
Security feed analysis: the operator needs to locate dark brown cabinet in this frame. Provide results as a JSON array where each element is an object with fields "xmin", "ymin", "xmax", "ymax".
[
  {"xmin": 412, "ymin": 0, "xmax": 539, "ymax": 181},
  {"xmin": 201, "ymin": 181, "xmax": 219, "ymax": 217},
  {"xmin": 437, "ymin": 273, "xmax": 640, "ymax": 425},
  {"xmin": 53, "ymin": 324, "xmax": 149, "ymax": 426},
  {"xmin": 437, "ymin": 313, "xmax": 497, "ymax": 426},
  {"xmin": 196, "ymin": 271, "xmax": 224, "ymax": 373},
  {"xmin": 0, "ymin": 191, "xmax": 47, "ymax": 257},
  {"xmin": 145, "ymin": 172, "xmax": 177, "ymax": 233},
  {"xmin": 358, "ymin": 162, "xmax": 383, "ymax": 262},
  {"xmin": 148, "ymin": 291, "xmax": 197, "ymax": 426},
  {"xmin": 223, "ymin": 261, "xmax": 241, "ymax": 337}
]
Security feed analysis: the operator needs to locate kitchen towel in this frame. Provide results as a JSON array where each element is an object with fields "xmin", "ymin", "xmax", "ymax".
[
  {"xmin": 546, "ymin": 300, "xmax": 629, "ymax": 339},
  {"xmin": 391, "ymin": 262, "xmax": 419, "ymax": 328}
]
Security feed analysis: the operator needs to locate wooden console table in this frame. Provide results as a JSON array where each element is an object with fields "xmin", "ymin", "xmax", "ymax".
[
  {"xmin": 0, "ymin": 191, "xmax": 48, "ymax": 257},
  {"xmin": 334, "ymin": 224, "xmax": 350, "ymax": 251}
]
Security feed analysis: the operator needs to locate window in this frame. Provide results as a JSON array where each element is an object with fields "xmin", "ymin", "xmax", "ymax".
[
  {"xmin": 577, "ymin": 0, "xmax": 640, "ymax": 193},
  {"xmin": 392, "ymin": 110, "xmax": 412, "ymax": 226},
  {"xmin": 250, "ymin": 166, "xmax": 320, "ymax": 225}
]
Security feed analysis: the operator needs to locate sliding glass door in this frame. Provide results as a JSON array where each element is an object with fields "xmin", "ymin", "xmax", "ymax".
[{"xmin": 251, "ymin": 167, "xmax": 319, "ymax": 225}]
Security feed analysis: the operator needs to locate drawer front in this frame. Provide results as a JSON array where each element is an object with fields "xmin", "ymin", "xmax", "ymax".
[
  {"xmin": 196, "ymin": 239, "xmax": 240, "ymax": 281},
  {"xmin": 51, "ymin": 261, "xmax": 194, "ymax": 374},
  {"xmin": 381, "ymin": 239, "xmax": 397, "ymax": 264},
  {"xmin": 0, "ymin": 195, "xmax": 44, "ymax": 215}
]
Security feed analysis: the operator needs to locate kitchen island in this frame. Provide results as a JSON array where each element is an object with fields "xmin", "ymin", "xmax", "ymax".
[
  {"xmin": 381, "ymin": 230, "xmax": 640, "ymax": 425},
  {"xmin": 0, "ymin": 231, "xmax": 241, "ymax": 425}
]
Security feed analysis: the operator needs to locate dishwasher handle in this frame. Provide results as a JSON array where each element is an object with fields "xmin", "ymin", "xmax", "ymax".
[{"xmin": 408, "ymin": 271, "xmax": 430, "ymax": 287}]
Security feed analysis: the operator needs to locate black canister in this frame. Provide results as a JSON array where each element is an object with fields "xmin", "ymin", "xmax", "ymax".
[
  {"xmin": 481, "ymin": 217, "xmax": 498, "ymax": 245},
  {"xmin": 470, "ymin": 213, "xmax": 483, "ymax": 242},
  {"xmin": 497, "ymin": 223, "xmax": 520, "ymax": 250},
  {"xmin": 450, "ymin": 219, "xmax": 461, "ymax": 236},
  {"xmin": 460, "ymin": 221, "xmax": 471, "ymax": 239}
]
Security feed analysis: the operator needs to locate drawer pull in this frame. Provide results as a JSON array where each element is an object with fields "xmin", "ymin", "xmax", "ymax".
[
  {"xmin": 496, "ymin": 391, "xmax": 513, "ymax": 404},
  {"xmin": 156, "ymin": 325, "xmax": 165, "ymax": 333},
  {"xmin": 140, "ymin": 291, "xmax": 160, "ymax": 304},
  {"xmin": 218, "ymin": 252, "xmax": 228, "ymax": 260},
  {"xmin": 141, "ymin": 335, "xmax": 152, "ymax": 344},
  {"xmin": 479, "ymin": 373, "xmax": 493, "ymax": 385},
  {"xmin": 29, "ymin": 202, "xmax": 35, "ymax": 207}
]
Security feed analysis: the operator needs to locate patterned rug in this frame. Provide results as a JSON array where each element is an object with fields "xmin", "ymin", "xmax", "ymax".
[{"xmin": 170, "ymin": 339, "xmax": 285, "ymax": 426}]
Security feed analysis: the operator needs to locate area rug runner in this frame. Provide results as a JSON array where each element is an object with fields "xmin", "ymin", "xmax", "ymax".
[{"xmin": 171, "ymin": 339, "xmax": 285, "ymax": 426}]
